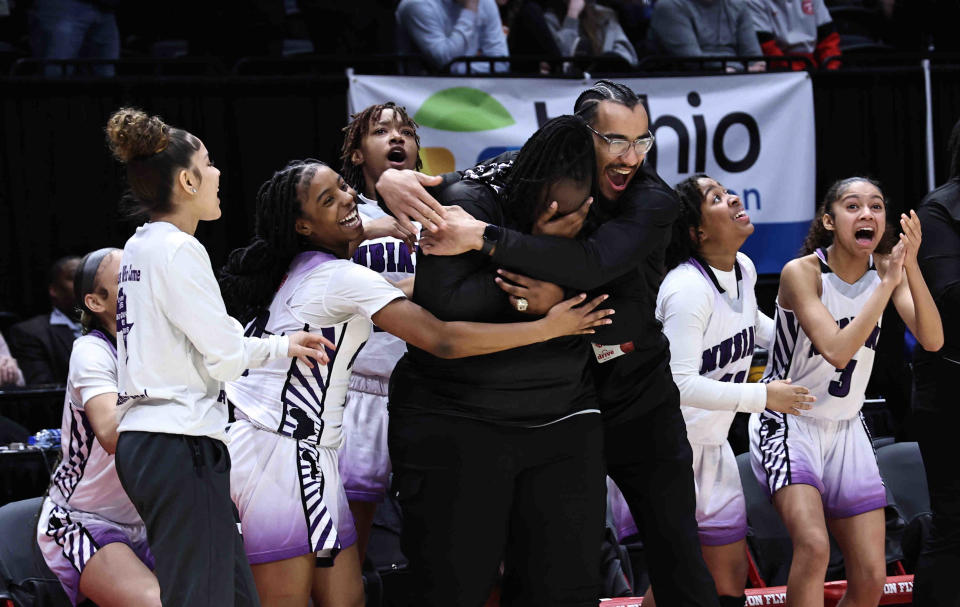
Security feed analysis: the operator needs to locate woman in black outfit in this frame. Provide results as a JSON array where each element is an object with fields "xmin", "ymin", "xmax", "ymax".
[{"xmin": 913, "ymin": 117, "xmax": 960, "ymax": 606}]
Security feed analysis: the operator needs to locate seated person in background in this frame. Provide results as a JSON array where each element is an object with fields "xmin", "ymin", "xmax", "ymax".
[
  {"xmin": 544, "ymin": 0, "xmax": 639, "ymax": 68},
  {"xmin": 497, "ymin": 0, "xmax": 562, "ymax": 74},
  {"xmin": 8, "ymin": 256, "xmax": 82, "ymax": 385},
  {"xmin": 746, "ymin": 0, "xmax": 841, "ymax": 69},
  {"xmin": 649, "ymin": 0, "xmax": 766, "ymax": 72},
  {"xmin": 396, "ymin": 0, "xmax": 510, "ymax": 73},
  {"xmin": 36, "ymin": 247, "xmax": 160, "ymax": 607},
  {"xmin": 0, "ymin": 331, "xmax": 24, "ymax": 387}
]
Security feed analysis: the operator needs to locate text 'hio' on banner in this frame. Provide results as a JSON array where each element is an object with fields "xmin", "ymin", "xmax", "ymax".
[{"xmin": 348, "ymin": 72, "xmax": 815, "ymax": 274}]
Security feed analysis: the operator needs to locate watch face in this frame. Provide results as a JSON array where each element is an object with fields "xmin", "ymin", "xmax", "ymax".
[{"xmin": 484, "ymin": 224, "xmax": 500, "ymax": 242}]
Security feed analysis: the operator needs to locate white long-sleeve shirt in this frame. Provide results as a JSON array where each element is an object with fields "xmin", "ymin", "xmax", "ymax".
[
  {"xmin": 116, "ymin": 222, "xmax": 288, "ymax": 441},
  {"xmin": 656, "ymin": 253, "xmax": 774, "ymax": 444}
]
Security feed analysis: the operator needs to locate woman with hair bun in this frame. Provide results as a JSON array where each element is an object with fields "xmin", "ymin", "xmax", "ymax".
[
  {"xmin": 750, "ymin": 177, "xmax": 942, "ymax": 606},
  {"xmin": 218, "ymin": 158, "xmax": 611, "ymax": 607},
  {"xmin": 36, "ymin": 247, "xmax": 162, "ymax": 607},
  {"xmin": 105, "ymin": 108, "xmax": 333, "ymax": 607}
]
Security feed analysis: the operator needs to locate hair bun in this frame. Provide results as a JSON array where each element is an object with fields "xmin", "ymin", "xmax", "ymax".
[{"xmin": 106, "ymin": 108, "xmax": 169, "ymax": 163}]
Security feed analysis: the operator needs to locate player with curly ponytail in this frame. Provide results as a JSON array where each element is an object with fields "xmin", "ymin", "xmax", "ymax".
[
  {"xmin": 750, "ymin": 176, "xmax": 942, "ymax": 606},
  {"xmin": 105, "ymin": 108, "xmax": 334, "ymax": 607}
]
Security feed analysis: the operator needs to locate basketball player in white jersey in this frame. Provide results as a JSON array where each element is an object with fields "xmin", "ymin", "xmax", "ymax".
[
  {"xmin": 337, "ymin": 102, "xmax": 419, "ymax": 563},
  {"xmin": 608, "ymin": 174, "xmax": 814, "ymax": 607},
  {"xmin": 106, "ymin": 108, "xmax": 333, "ymax": 607},
  {"xmin": 218, "ymin": 159, "xmax": 612, "ymax": 607},
  {"xmin": 36, "ymin": 248, "xmax": 161, "ymax": 607},
  {"xmin": 750, "ymin": 177, "xmax": 943, "ymax": 606}
]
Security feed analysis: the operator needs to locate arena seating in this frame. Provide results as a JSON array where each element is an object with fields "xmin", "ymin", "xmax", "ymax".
[{"xmin": 0, "ymin": 498, "xmax": 71, "ymax": 607}]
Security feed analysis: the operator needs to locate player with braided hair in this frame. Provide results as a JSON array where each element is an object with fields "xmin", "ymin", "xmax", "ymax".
[
  {"xmin": 610, "ymin": 174, "xmax": 814, "ymax": 607},
  {"xmin": 218, "ymin": 158, "xmax": 612, "ymax": 607},
  {"xmin": 403, "ymin": 81, "xmax": 722, "ymax": 605},
  {"xmin": 333, "ymin": 103, "xmax": 422, "ymax": 564}
]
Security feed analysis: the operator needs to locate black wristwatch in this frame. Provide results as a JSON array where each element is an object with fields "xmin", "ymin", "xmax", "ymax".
[{"xmin": 481, "ymin": 224, "xmax": 501, "ymax": 255}]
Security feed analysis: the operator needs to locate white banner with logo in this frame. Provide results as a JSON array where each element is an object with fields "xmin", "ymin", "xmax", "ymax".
[{"xmin": 348, "ymin": 72, "xmax": 815, "ymax": 273}]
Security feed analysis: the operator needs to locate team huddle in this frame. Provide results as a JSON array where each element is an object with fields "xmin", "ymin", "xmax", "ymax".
[{"xmin": 35, "ymin": 80, "xmax": 944, "ymax": 607}]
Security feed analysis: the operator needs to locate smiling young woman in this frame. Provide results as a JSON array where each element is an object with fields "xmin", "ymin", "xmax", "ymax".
[
  {"xmin": 749, "ymin": 176, "xmax": 942, "ymax": 607},
  {"xmin": 217, "ymin": 159, "xmax": 611, "ymax": 607},
  {"xmin": 334, "ymin": 102, "xmax": 423, "ymax": 565},
  {"xmin": 612, "ymin": 174, "xmax": 814, "ymax": 607},
  {"xmin": 105, "ymin": 108, "xmax": 333, "ymax": 607}
]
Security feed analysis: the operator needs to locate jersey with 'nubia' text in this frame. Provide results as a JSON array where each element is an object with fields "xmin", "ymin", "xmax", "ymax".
[{"xmin": 762, "ymin": 248, "xmax": 881, "ymax": 421}]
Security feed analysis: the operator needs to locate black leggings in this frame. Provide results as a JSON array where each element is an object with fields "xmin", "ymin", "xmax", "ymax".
[
  {"xmin": 604, "ymin": 387, "xmax": 720, "ymax": 607},
  {"xmin": 115, "ymin": 431, "xmax": 259, "ymax": 607},
  {"xmin": 388, "ymin": 412, "xmax": 605, "ymax": 607},
  {"xmin": 913, "ymin": 354, "xmax": 960, "ymax": 606}
]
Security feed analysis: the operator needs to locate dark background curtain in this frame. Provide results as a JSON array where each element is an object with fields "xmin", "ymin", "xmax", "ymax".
[{"xmin": 0, "ymin": 68, "xmax": 958, "ymax": 318}]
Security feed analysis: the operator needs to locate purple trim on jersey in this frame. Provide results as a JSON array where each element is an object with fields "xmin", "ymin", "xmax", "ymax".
[
  {"xmin": 815, "ymin": 247, "xmax": 828, "ymax": 265},
  {"xmin": 288, "ymin": 250, "xmax": 339, "ymax": 279},
  {"xmin": 87, "ymin": 330, "xmax": 117, "ymax": 358},
  {"xmin": 52, "ymin": 409, "xmax": 95, "ymax": 503},
  {"xmin": 687, "ymin": 257, "xmax": 744, "ymax": 297},
  {"xmin": 699, "ymin": 524, "xmax": 748, "ymax": 546},
  {"xmin": 686, "ymin": 258, "xmax": 717, "ymax": 292}
]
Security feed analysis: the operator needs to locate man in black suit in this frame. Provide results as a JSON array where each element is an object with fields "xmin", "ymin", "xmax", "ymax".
[{"xmin": 8, "ymin": 256, "xmax": 82, "ymax": 385}]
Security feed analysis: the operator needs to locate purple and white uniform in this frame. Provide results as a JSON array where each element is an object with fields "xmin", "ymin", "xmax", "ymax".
[
  {"xmin": 609, "ymin": 253, "xmax": 772, "ymax": 546},
  {"xmin": 36, "ymin": 331, "xmax": 154, "ymax": 606},
  {"xmin": 750, "ymin": 248, "xmax": 887, "ymax": 518},
  {"xmin": 226, "ymin": 250, "xmax": 405, "ymax": 565},
  {"xmin": 338, "ymin": 196, "xmax": 417, "ymax": 502}
]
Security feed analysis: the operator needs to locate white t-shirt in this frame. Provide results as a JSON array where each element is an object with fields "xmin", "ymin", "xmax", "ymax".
[
  {"xmin": 227, "ymin": 251, "xmax": 405, "ymax": 449},
  {"xmin": 350, "ymin": 196, "xmax": 418, "ymax": 378},
  {"xmin": 49, "ymin": 332, "xmax": 142, "ymax": 525},
  {"xmin": 116, "ymin": 222, "xmax": 289, "ymax": 442},
  {"xmin": 657, "ymin": 253, "xmax": 774, "ymax": 445},
  {"xmin": 762, "ymin": 248, "xmax": 881, "ymax": 421}
]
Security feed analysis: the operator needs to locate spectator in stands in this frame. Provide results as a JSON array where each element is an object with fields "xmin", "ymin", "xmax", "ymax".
[
  {"xmin": 648, "ymin": 0, "xmax": 766, "ymax": 72},
  {"xmin": 544, "ymin": 0, "xmax": 639, "ymax": 68},
  {"xmin": 0, "ymin": 332, "xmax": 24, "ymax": 387},
  {"xmin": 913, "ymin": 117, "xmax": 960, "ymax": 606},
  {"xmin": 8, "ymin": 256, "xmax": 82, "ymax": 385},
  {"xmin": 745, "ymin": 0, "xmax": 841, "ymax": 69},
  {"xmin": 396, "ymin": 0, "xmax": 510, "ymax": 73},
  {"xmin": 496, "ymin": 0, "xmax": 562, "ymax": 73},
  {"xmin": 27, "ymin": 0, "xmax": 119, "ymax": 76}
]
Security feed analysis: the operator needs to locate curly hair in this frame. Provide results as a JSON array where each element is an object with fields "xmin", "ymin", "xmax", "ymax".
[
  {"xmin": 800, "ymin": 176, "xmax": 896, "ymax": 257},
  {"xmin": 340, "ymin": 102, "xmax": 422, "ymax": 194},
  {"xmin": 502, "ymin": 115, "xmax": 596, "ymax": 233},
  {"xmin": 219, "ymin": 160, "xmax": 326, "ymax": 325},
  {"xmin": 664, "ymin": 174, "xmax": 710, "ymax": 271},
  {"xmin": 106, "ymin": 108, "xmax": 202, "ymax": 217}
]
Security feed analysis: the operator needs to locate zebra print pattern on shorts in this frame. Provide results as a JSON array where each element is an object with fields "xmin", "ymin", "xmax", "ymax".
[
  {"xmin": 44, "ymin": 505, "xmax": 99, "ymax": 573},
  {"xmin": 757, "ymin": 410, "xmax": 792, "ymax": 495},
  {"xmin": 297, "ymin": 441, "xmax": 340, "ymax": 555}
]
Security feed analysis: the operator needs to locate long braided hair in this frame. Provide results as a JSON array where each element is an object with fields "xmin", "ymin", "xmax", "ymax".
[
  {"xmin": 502, "ymin": 115, "xmax": 596, "ymax": 233},
  {"xmin": 220, "ymin": 160, "xmax": 327, "ymax": 325},
  {"xmin": 340, "ymin": 102, "xmax": 422, "ymax": 193},
  {"xmin": 664, "ymin": 173, "xmax": 710, "ymax": 271}
]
